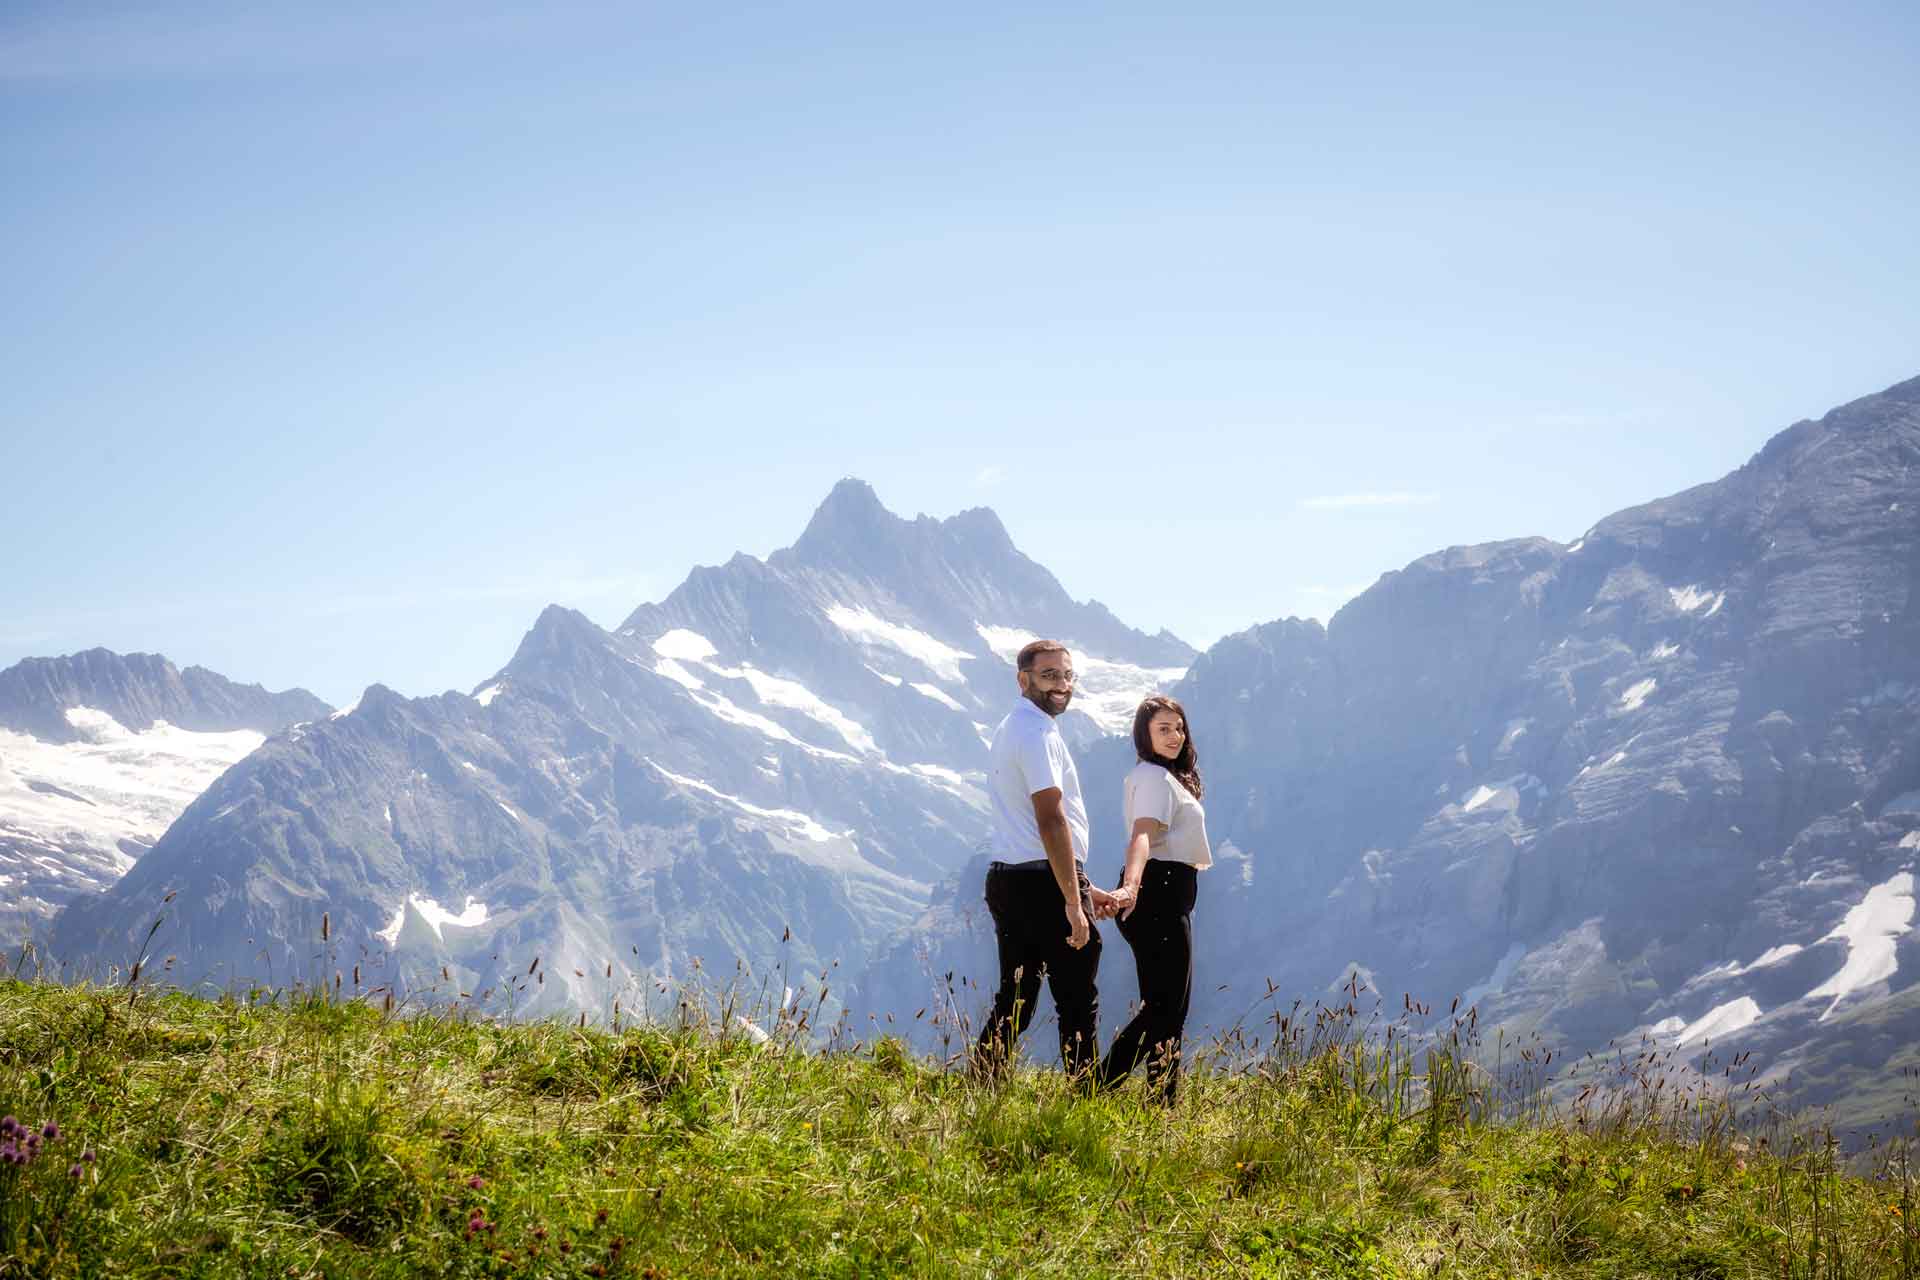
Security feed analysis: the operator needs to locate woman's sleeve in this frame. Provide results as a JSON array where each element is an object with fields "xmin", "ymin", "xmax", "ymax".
[{"xmin": 1126, "ymin": 767, "xmax": 1175, "ymax": 828}]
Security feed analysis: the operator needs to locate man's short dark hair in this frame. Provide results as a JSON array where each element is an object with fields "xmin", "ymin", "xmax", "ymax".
[{"xmin": 1016, "ymin": 639, "xmax": 1069, "ymax": 672}]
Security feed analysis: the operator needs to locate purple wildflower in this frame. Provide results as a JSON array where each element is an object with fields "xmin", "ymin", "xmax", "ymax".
[
  {"xmin": 0, "ymin": 1116, "xmax": 15, "ymax": 1136},
  {"xmin": 467, "ymin": 1175, "xmax": 486, "ymax": 1190},
  {"xmin": 41, "ymin": 1121, "xmax": 58, "ymax": 1142},
  {"xmin": 80, "ymin": 1148, "xmax": 95, "ymax": 1163},
  {"xmin": 67, "ymin": 1162, "xmax": 83, "ymax": 1178}
]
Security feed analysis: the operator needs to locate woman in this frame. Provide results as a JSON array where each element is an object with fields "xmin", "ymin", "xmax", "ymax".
[{"xmin": 1098, "ymin": 694, "xmax": 1211, "ymax": 1102}]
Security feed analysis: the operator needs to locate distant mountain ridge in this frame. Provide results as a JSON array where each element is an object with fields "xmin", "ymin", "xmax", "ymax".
[
  {"xmin": 47, "ymin": 482, "xmax": 1188, "ymax": 1016},
  {"xmin": 0, "ymin": 648, "xmax": 329, "ymax": 744},
  {"xmin": 0, "ymin": 649, "xmax": 329, "ymax": 948}
]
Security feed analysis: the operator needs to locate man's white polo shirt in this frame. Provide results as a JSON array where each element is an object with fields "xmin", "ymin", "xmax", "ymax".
[{"xmin": 988, "ymin": 697, "xmax": 1090, "ymax": 863}]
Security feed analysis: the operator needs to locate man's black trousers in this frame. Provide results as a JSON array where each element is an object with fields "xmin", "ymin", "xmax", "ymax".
[
  {"xmin": 1098, "ymin": 858, "xmax": 1198, "ymax": 1101},
  {"xmin": 975, "ymin": 859, "xmax": 1101, "ymax": 1077}
]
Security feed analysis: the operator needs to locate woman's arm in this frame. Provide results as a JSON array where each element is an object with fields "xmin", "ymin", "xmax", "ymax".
[{"xmin": 1116, "ymin": 815, "xmax": 1164, "ymax": 921}]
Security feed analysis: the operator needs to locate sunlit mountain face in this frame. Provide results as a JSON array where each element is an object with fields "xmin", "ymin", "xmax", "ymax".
[
  {"xmin": 0, "ymin": 650, "xmax": 329, "ymax": 949},
  {"xmin": 48, "ymin": 480, "xmax": 1189, "ymax": 1021},
  {"xmin": 28, "ymin": 374, "xmax": 1920, "ymax": 1140}
]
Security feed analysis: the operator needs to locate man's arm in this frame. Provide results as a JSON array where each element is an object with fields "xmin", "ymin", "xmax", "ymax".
[{"xmin": 1030, "ymin": 787, "xmax": 1090, "ymax": 948}]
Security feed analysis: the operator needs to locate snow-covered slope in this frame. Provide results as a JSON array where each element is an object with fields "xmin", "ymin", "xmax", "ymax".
[{"xmin": 0, "ymin": 652, "xmax": 329, "ymax": 947}]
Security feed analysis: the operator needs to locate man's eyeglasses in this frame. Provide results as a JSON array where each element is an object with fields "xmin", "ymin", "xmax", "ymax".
[{"xmin": 1027, "ymin": 667, "xmax": 1077, "ymax": 685}]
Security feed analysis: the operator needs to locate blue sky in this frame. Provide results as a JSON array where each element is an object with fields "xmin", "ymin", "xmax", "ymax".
[{"xmin": 4, "ymin": 0, "xmax": 1916, "ymax": 707}]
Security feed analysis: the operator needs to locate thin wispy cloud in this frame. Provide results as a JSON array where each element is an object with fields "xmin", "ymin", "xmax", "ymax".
[
  {"xmin": 1298, "ymin": 493, "xmax": 1438, "ymax": 511},
  {"xmin": 974, "ymin": 465, "xmax": 1006, "ymax": 488}
]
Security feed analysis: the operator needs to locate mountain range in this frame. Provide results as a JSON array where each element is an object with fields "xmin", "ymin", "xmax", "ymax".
[
  {"xmin": 46, "ymin": 483, "xmax": 1186, "ymax": 1019},
  {"xmin": 18, "ymin": 372, "xmax": 1920, "ymax": 1134},
  {"xmin": 861, "ymin": 373, "xmax": 1920, "ymax": 1133}
]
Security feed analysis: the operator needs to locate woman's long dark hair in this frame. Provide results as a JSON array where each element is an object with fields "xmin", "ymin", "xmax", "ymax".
[{"xmin": 1132, "ymin": 695, "xmax": 1202, "ymax": 800}]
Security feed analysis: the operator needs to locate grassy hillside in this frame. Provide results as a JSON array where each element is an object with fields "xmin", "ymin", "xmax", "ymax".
[{"xmin": 0, "ymin": 972, "xmax": 1915, "ymax": 1278}]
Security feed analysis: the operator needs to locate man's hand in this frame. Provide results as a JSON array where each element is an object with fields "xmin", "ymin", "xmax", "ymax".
[
  {"xmin": 1112, "ymin": 884, "xmax": 1140, "ymax": 923},
  {"xmin": 1064, "ymin": 899, "xmax": 1090, "ymax": 949},
  {"xmin": 1087, "ymin": 884, "xmax": 1121, "ymax": 921}
]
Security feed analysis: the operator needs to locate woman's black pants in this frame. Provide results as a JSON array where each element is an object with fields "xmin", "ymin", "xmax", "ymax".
[{"xmin": 1098, "ymin": 859, "xmax": 1198, "ymax": 1102}]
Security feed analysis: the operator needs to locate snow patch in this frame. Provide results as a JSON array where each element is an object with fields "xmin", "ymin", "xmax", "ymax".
[
  {"xmin": 863, "ymin": 666, "xmax": 903, "ymax": 687},
  {"xmin": 474, "ymin": 684, "xmax": 504, "ymax": 707},
  {"xmin": 1743, "ymin": 944, "xmax": 1804, "ymax": 972},
  {"xmin": 648, "ymin": 631, "xmax": 876, "ymax": 756},
  {"xmin": 62, "ymin": 706, "xmax": 126, "ymax": 741},
  {"xmin": 647, "ymin": 759, "xmax": 840, "ymax": 843},
  {"xmin": 910, "ymin": 682, "xmax": 966, "ymax": 711},
  {"xmin": 1669, "ymin": 585, "xmax": 1723, "ymax": 614},
  {"xmin": 1648, "ymin": 641, "xmax": 1680, "ymax": 661},
  {"xmin": 329, "ymin": 699, "xmax": 361, "ymax": 721},
  {"xmin": 1806, "ymin": 872, "xmax": 1915, "ymax": 1019},
  {"xmin": 652, "ymin": 629, "xmax": 719, "ymax": 662},
  {"xmin": 1679, "ymin": 997, "xmax": 1761, "ymax": 1046},
  {"xmin": 1618, "ymin": 678, "xmax": 1657, "ymax": 712},
  {"xmin": 1901, "ymin": 831, "xmax": 1920, "ymax": 851},
  {"xmin": 0, "ymin": 712, "xmax": 266, "ymax": 885},
  {"xmin": 687, "ymin": 687, "xmax": 858, "ymax": 763},
  {"xmin": 1577, "ymin": 750, "xmax": 1629, "ymax": 779},
  {"xmin": 973, "ymin": 624, "xmax": 1033, "ymax": 663},
  {"xmin": 1496, "ymin": 719, "xmax": 1530, "ymax": 755},
  {"xmin": 730, "ymin": 666, "xmax": 877, "ymax": 755},
  {"xmin": 826, "ymin": 606, "xmax": 972, "ymax": 682},
  {"xmin": 496, "ymin": 800, "xmax": 520, "ymax": 822},
  {"xmin": 653, "ymin": 659, "xmax": 704, "ymax": 691},
  {"xmin": 1462, "ymin": 784, "xmax": 1520, "ymax": 814},
  {"xmin": 377, "ymin": 892, "xmax": 491, "ymax": 945},
  {"xmin": 1068, "ymin": 654, "xmax": 1191, "ymax": 735}
]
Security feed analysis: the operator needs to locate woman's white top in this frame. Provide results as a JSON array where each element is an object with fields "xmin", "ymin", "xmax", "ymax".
[{"xmin": 1123, "ymin": 761, "xmax": 1212, "ymax": 870}]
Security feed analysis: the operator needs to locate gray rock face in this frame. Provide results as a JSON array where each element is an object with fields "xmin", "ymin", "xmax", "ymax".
[
  {"xmin": 857, "ymin": 376, "xmax": 1920, "ymax": 1127},
  {"xmin": 0, "ymin": 650, "xmax": 329, "ymax": 949},
  {"xmin": 0, "ymin": 649, "xmax": 329, "ymax": 744},
  {"xmin": 48, "ymin": 485, "xmax": 1189, "ymax": 1020}
]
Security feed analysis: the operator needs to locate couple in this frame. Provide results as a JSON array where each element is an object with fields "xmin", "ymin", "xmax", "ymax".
[{"xmin": 972, "ymin": 639, "xmax": 1212, "ymax": 1102}]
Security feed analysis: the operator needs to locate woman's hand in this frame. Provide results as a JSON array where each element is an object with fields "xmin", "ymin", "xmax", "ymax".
[{"xmin": 1111, "ymin": 884, "xmax": 1141, "ymax": 922}]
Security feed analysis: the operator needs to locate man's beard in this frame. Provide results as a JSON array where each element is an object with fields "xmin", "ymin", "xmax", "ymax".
[{"xmin": 1024, "ymin": 686, "xmax": 1071, "ymax": 717}]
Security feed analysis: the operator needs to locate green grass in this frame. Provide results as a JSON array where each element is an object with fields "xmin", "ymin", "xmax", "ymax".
[{"xmin": 0, "ymin": 977, "xmax": 1916, "ymax": 1278}]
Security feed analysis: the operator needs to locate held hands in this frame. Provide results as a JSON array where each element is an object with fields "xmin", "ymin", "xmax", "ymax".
[{"xmin": 1065, "ymin": 885, "xmax": 1136, "ymax": 945}]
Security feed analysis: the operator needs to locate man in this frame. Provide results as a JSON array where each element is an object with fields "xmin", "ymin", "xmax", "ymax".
[{"xmin": 973, "ymin": 639, "xmax": 1118, "ymax": 1079}]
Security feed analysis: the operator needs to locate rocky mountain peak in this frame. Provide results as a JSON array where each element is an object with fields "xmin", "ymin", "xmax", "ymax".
[{"xmin": 791, "ymin": 478, "xmax": 900, "ymax": 561}]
